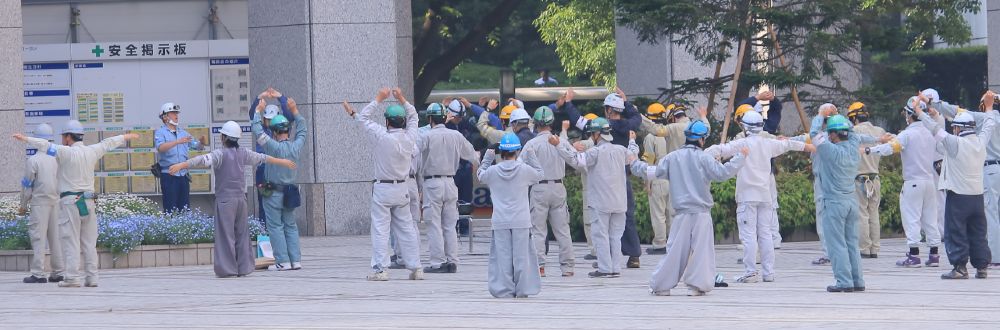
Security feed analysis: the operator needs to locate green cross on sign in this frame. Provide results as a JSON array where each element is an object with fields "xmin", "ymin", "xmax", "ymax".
[{"xmin": 92, "ymin": 45, "xmax": 104, "ymax": 57}]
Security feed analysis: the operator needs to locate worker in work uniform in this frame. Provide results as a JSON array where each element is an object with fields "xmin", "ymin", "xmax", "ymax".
[
  {"xmin": 18, "ymin": 123, "xmax": 64, "ymax": 284},
  {"xmin": 248, "ymin": 88, "xmax": 293, "ymax": 223},
  {"xmin": 344, "ymin": 88, "xmax": 425, "ymax": 281},
  {"xmin": 706, "ymin": 110, "xmax": 812, "ymax": 283},
  {"xmin": 799, "ymin": 104, "xmax": 836, "ymax": 266},
  {"xmin": 510, "ymin": 108, "xmax": 535, "ymax": 148},
  {"xmin": 640, "ymin": 103, "xmax": 700, "ymax": 254},
  {"xmin": 523, "ymin": 106, "xmax": 579, "ymax": 277},
  {"xmin": 252, "ymin": 96, "xmax": 307, "ymax": 271},
  {"xmin": 154, "ymin": 102, "xmax": 206, "ymax": 213},
  {"xmin": 562, "ymin": 113, "xmax": 599, "ymax": 260},
  {"xmin": 869, "ymin": 96, "xmax": 942, "ymax": 268},
  {"xmin": 480, "ymin": 132, "xmax": 544, "ymax": 298},
  {"xmin": 728, "ymin": 105, "xmax": 784, "ymax": 254},
  {"xmin": 557, "ymin": 117, "xmax": 639, "ymax": 278},
  {"xmin": 563, "ymin": 89, "xmax": 643, "ymax": 268},
  {"xmin": 170, "ymin": 121, "xmax": 296, "ymax": 278},
  {"xmin": 390, "ymin": 104, "xmax": 436, "ymax": 270},
  {"xmin": 848, "ymin": 102, "xmax": 887, "ymax": 258},
  {"xmin": 814, "ymin": 113, "xmax": 867, "ymax": 293},
  {"xmin": 478, "ymin": 104, "xmax": 518, "ymax": 145},
  {"xmin": 929, "ymin": 90, "xmax": 1000, "ymax": 268},
  {"xmin": 420, "ymin": 102, "xmax": 479, "ymax": 273},
  {"xmin": 632, "ymin": 119, "xmax": 746, "ymax": 296},
  {"xmin": 911, "ymin": 100, "xmax": 995, "ymax": 279},
  {"xmin": 14, "ymin": 120, "xmax": 140, "ymax": 287}
]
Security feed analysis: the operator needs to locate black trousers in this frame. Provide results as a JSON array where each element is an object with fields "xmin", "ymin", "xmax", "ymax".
[
  {"xmin": 621, "ymin": 182, "xmax": 642, "ymax": 257},
  {"xmin": 944, "ymin": 191, "xmax": 992, "ymax": 269}
]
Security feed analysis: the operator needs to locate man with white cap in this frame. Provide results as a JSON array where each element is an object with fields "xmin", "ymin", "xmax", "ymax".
[
  {"xmin": 13, "ymin": 121, "xmax": 139, "ymax": 287},
  {"xmin": 155, "ymin": 102, "xmax": 206, "ymax": 213},
  {"xmin": 18, "ymin": 123, "xmax": 64, "ymax": 284},
  {"xmin": 444, "ymin": 98, "xmax": 479, "ymax": 213},
  {"xmin": 248, "ymin": 88, "xmax": 292, "ymax": 222},
  {"xmin": 928, "ymin": 90, "xmax": 1000, "ymax": 268},
  {"xmin": 868, "ymin": 96, "xmax": 942, "ymax": 268}
]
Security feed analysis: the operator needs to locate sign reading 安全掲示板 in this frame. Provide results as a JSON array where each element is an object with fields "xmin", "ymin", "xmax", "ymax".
[{"xmin": 70, "ymin": 40, "xmax": 209, "ymax": 60}]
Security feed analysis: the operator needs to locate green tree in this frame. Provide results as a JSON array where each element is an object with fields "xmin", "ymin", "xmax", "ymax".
[{"xmin": 534, "ymin": 0, "xmax": 617, "ymax": 87}]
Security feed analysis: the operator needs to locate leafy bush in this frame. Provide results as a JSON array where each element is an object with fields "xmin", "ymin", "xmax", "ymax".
[{"xmin": 95, "ymin": 192, "xmax": 161, "ymax": 219}]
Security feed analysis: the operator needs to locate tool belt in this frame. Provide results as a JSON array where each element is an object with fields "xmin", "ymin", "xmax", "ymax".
[
  {"xmin": 258, "ymin": 182, "xmax": 300, "ymax": 209},
  {"xmin": 60, "ymin": 191, "xmax": 95, "ymax": 217}
]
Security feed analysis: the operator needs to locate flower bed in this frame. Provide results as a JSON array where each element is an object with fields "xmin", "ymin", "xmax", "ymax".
[{"xmin": 1, "ymin": 194, "xmax": 265, "ymax": 256}]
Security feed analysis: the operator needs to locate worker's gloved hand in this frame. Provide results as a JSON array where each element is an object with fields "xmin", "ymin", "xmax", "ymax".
[{"xmin": 488, "ymin": 143, "xmax": 501, "ymax": 153}]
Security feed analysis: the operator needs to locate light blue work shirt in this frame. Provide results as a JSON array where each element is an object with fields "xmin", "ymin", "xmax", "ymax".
[
  {"xmin": 155, "ymin": 125, "xmax": 200, "ymax": 176},
  {"xmin": 251, "ymin": 112, "xmax": 306, "ymax": 185}
]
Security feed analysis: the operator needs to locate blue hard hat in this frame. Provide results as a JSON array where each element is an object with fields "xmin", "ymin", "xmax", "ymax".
[
  {"xmin": 499, "ymin": 132, "xmax": 522, "ymax": 151},
  {"xmin": 685, "ymin": 120, "xmax": 709, "ymax": 140},
  {"xmin": 426, "ymin": 103, "xmax": 445, "ymax": 117}
]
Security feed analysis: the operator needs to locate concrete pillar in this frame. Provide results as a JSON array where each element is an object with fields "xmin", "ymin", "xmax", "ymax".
[
  {"xmin": 989, "ymin": 0, "xmax": 1000, "ymax": 90},
  {"xmin": 248, "ymin": 0, "xmax": 412, "ymax": 236},
  {"xmin": 0, "ymin": 0, "xmax": 25, "ymax": 195}
]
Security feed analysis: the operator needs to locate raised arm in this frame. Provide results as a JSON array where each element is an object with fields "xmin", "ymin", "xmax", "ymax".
[
  {"xmin": 477, "ymin": 149, "xmax": 496, "ymax": 182},
  {"xmin": 476, "ymin": 111, "xmax": 504, "ymax": 144}
]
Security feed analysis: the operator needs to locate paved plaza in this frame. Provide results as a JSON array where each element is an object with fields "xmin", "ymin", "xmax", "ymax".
[{"xmin": 2, "ymin": 235, "xmax": 998, "ymax": 329}]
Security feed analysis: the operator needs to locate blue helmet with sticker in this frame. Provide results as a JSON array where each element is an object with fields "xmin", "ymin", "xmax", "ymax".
[
  {"xmin": 685, "ymin": 120, "xmax": 709, "ymax": 140},
  {"xmin": 499, "ymin": 132, "xmax": 522, "ymax": 151}
]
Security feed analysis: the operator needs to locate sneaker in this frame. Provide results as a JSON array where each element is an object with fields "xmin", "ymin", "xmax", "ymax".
[
  {"xmin": 23, "ymin": 275, "xmax": 47, "ymax": 284},
  {"xmin": 610, "ymin": 272, "xmax": 621, "ymax": 277},
  {"xmin": 941, "ymin": 266, "xmax": 969, "ymax": 279},
  {"xmin": 58, "ymin": 281, "xmax": 81, "ymax": 288},
  {"xmin": 366, "ymin": 271, "xmax": 389, "ymax": 281},
  {"xmin": 627, "ymin": 256, "xmax": 640, "ymax": 268},
  {"xmin": 896, "ymin": 253, "xmax": 922, "ymax": 268},
  {"xmin": 583, "ymin": 254, "xmax": 597, "ymax": 260},
  {"xmin": 423, "ymin": 264, "xmax": 450, "ymax": 273},
  {"xmin": 268, "ymin": 262, "xmax": 291, "ymax": 271},
  {"xmin": 763, "ymin": 275, "xmax": 775, "ymax": 282},
  {"xmin": 650, "ymin": 289, "xmax": 671, "ymax": 296},
  {"xmin": 445, "ymin": 262, "xmax": 458, "ymax": 273},
  {"xmin": 687, "ymin": 288, "xmax": 706, "ymax": 296},
  {"xmin": 811, "ymin": 257, "xmax": 831, "ymax": 266},
  {"xmin": 714, "ymin": 274, "xmax": 729, "ymax": 287},
  {"xmin": 860, "ymin": 253, "xmax": 873, "ymax": 259},
  {"xmin": 975, "ymin": 268, "xmax": 987, "ymax": 279},
  {"xmin": 48, "ymin": 275, "xmax": 64, "ymax": 283},
  {"xmin": 588, "ymin": 271, "xmax": 615, "ymax": 278},
  {"xmin": 645, "ymin": 247, "xmax": 666, "ymax": 255},
  {"xmin": 561, "ymin": 271, "xmax": 574, "ymax": 277},
  {"xmin": 291, "ymin": 262, "xmax": 302, "ymax": 270},
  {"xmin": 925, "ymin": 254, "xmax": 940, "ymax": 267},
  {"xmin": 826, "ymin": 285, "xmax": 854, "ymax": 293},
  {"xmin": 539, "ymin": 267, "xmax": 546, "ymax": 277},
  {"xmin": 409, "ymin": 268, "xmax": 425, "ymax": 280},
  {"xmin": 734, "ymin": 272, "xmax": 760, "ymax": 283}
]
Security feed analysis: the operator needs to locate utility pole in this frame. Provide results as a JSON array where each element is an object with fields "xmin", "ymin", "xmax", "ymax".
[{"xmin": 69, "ymin": 3, "xmax": 80, "ymax": 43}]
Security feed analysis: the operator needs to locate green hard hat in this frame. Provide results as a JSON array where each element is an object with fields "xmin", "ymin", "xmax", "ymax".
[
  {"xmin": 825, "ymin": 114, "xmax": 851, "ymax": 132},
  {"xmin": 586, "ymin": 117, "xmax": 610, "ymax": 133},
  {"xmin": 270, "ymin": 114, "xmax": 290, "ymax": 131},
  {"xmin": 386, "ymin": 104, "xmax": 406, "ymax": 118},
  {"xmin": 425, "ymin": 103, "xmax": 445, "ymax": 117},
  {"xmin": 533, "ymin": 106, "xmax": 555, "ymax": 125}
]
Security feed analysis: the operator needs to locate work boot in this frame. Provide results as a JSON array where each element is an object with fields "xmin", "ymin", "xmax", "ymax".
[
  {"xmin": 583, "ymin": 253, "xmax": 597, "ymax": 260},
  {"xmin": 975, "ymin": 268, "xmax": 987, "ymax": 279},
  {"xmin": 941, "ymin": 266, "xmax": 969, "ymax": 279},
  {"xmin": 366, "ymin": 271, "xmax": 389, "ymax": 281},
  {"xmin": 627, "ymin": 256, "xmax": 640, "ymax": 268},
  {"xmin": 47, "ymin": 275, "xmax": 64, "ymax": 283},
  {"xmin": 23, "ymin": 275, "xmax": 47, "ymax": 284},
  {"xmin": 826, "ymin": 285, "xmax": 854, "ymax": 293},
  {"xmin": 445, "ymin": 262, "xmax": 458, "ymax": 273},
  {"xmin": 409, "ymin": 268, "xmax": 425, "ymax": 280},
  {"xmin": 645, "ymin": 247, "xmax": 666, "ymax": 255},
  {"xmin": 925, "ymin": 254, "xmax": 940, "ymax": 267},
  {"xmin": 895, "ymin": 253, "xmax": 922, "ymax": 268},
  {"xmin": 811, "ymin": 257, "xmax": 831, "ymax": 266}
]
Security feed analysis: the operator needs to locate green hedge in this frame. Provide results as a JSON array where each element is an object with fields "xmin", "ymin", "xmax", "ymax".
[{"xmin": 563, "ymin": 168, "xmax": 903, "ymax": 243}]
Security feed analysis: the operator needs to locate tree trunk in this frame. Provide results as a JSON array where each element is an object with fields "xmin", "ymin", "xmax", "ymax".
[{"xmin": 413, "ymin": 0, "xmax": 525, "ymax": 106}]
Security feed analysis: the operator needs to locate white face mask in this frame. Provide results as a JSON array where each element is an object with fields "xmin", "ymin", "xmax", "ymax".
[{"xmin": 168, "ymin": 118, "xmax": 179, "ymax": 126}]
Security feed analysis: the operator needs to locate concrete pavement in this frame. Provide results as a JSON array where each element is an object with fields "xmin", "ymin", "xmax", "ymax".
[{"xmin": 1, "ymin": 236, "xmax": 998, "ymax": 329}]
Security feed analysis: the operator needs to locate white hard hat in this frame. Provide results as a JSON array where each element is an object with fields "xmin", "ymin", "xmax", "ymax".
[
  {"xmin": 903, "ymin": 96, "xmax": 927, "ymax": 115},
  {"xmin": 509, "ymin": 108, "xmax": 530, "ymax": 122},
  {"xmin": 741, "ymin": 110, "xmax": 764, "ymax": 126},
  {"xmin": 922, "ymin": 89, "xmax": 940, "ymax": 102},
  {"xmin": 263, "ymin": 104, "xmax": 280, "ymax": 119},
  {"xmin": 603, "ymin": 93, "xmax": 625, "ymax": 111},
  {"xmin": 160, "ymin": 102, "xmax": 181, "ymax": 115},
  {"xmin": 34, "ymin": 123, "xmax": 54, "ymax": 140},
  {"xmin": 62, "ymin": 120, "xmax": 84, "ymax": 135},
  {"xmin": 953, "ymin": 111, "xmax": 976, "ymax": 130},
  {"xmin": 447, "ymin": 99, "xmax": 465, "ymax": 116},
  {"xmin": 220, "ymin": 121, "xmax": 242, "ymax": 139},
  {"xmin": 510, "ymin": 99, "xmax": 524, "ymax": 110}
]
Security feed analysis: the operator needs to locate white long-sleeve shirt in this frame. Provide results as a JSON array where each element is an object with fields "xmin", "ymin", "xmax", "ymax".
[
  {"xmin": 706, "ymin": 134, "xmax": 805, "ymax": 203},
  {"xmin": 870, "ymin": 121, "xmax": 937, "ymax": 181},
  {"xmin": 20, "ymin": 151, "xmax": 59, "ymax": 207},
  {"xmin": 24, "ymin": 135, "xmax": 127, "ymax": 193},
  {"xmin": 921, "ymin": 113, "xmax": 994, "ymax": 195}
]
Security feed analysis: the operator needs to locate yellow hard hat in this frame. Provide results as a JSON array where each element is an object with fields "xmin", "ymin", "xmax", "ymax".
[
  {"xmin": 848, "ymin": 102, "xmax": 865, "ymax": 111},
  {"xmin": 499, "ymin": 105, "xmax": 517, "ymax": 120},
  {"xmin": 847, "ymin": 102, "xmax": 867, "ymax": 119},
  {"xmin": 735, "ymin": 104, "xmax": 754, "ymax": 118},
  {"xmin": 668, "ymin": 104, "xmax": 688, "ymax": 117},
  {"xmin": 583, "ymin": 113, "xmax": 598, "ymax": 121},
  {"xmin": 647, "ymin": 103, "xmax": 666, "ymax": 119}
]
